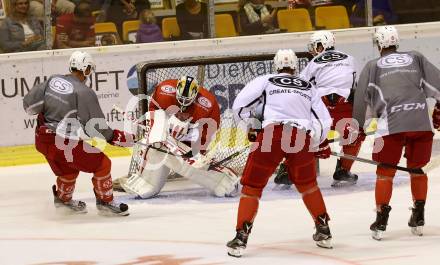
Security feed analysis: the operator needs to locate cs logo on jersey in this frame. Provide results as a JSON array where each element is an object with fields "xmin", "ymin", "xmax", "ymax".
[
  {"xmin": 314, "ymin": 51, "xmax": 348, "ymax": 64},
  {"xmin": 377, "ymin": 54, "xmax": 413, "ymax": 68},
  {"xmin": 49, "ymin": 77, "xmax": 74, "ymax": 94},
  {"xmin": 197, "ymin": 96, "xmax": 212, "ymax": 108},
  {"xmin": 161, "ymin": 85, "xmax": 176, "ymax": 94},
  {"xmin": 269, "ymin": 76, "xmax": 311, "ymax": 90}
]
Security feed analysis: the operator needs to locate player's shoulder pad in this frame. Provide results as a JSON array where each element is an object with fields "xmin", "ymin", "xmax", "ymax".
[
  {"xmin": 195, "ymin": 87, "xmax": 217, "ymax": 109},
  {"xmin": 268, "ymin": 74, "xmax": 312, "ymax": 90},
  {"xmin": 313, "ymin": 50, "xmax": 349, "ymax": 64},
  {"xmin": 156, "ymin": 79, "xmax": 178, "ymax": 95}
]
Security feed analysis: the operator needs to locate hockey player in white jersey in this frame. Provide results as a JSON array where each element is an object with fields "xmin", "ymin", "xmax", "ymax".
[
  {"xmin": 354, "ymin": 26, "xmax": 440, "ymax": 240},
  {"xmin": 119, "ymin": 76, "xmax": 239, "ymax": 199},
  {"xmin": 275, "ymin": 30, "xmax": 363, "ymax": 187},
  {"xmin": 227, "ymin": 49, "xmax": 333, "ymax": 257}
]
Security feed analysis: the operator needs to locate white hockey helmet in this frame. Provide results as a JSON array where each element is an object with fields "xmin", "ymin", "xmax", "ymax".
[
  {"xmin": 69, "ymin": 51, "xmax": 95, "ymax": 77},
  {"xmin": 375, "ymin": 26, "xmax": 399, "ymax": 50},
  {"xmin": 176, "ymin": 75, "xmax": 200, "ymax": 107},
  {"xmin": 308, "ymin": 30, "xmax": 335, "ymax": 54},
  {"xmin": 274, "ymin": 49, "xmax": 298, "ymax": 71}
]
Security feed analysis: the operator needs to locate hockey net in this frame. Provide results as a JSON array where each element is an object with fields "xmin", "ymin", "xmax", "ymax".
[{"xmin": 130, "ymin": 53, "xmax": 312, "ymax": 178}]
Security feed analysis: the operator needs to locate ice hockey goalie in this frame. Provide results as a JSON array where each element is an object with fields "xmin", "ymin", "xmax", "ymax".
[{"xmin": 118, "ymin": 76, "xmax": 240, "ymax": 199}]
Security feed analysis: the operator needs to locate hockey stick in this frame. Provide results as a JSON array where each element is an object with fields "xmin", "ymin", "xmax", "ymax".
[
  {"xmin": 209, "ymin": 130, "xmax": 378, "ymax": 171},
  {"xmin": 327, "ymin": 130, "xmax": 376, "ymax": 144},
  {"xmin": 330, "ymin": 152, "xmax": 424, "ymax": 174}
]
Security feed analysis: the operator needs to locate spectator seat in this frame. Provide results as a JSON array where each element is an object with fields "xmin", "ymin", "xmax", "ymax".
[
  {"xmin": 94, "ymin": 22, "xmax": 121, "ymax": 45},
  {"xmin": 161, "ymin": 17, "xmax": 181, "ymax": 40},
  {"xmin": 215, "ymin": 14, "xmax": 238, "ymax": 37},
  {"xmin": 277, "ymin": 8, "xmax": 313, "ymax": 32},
  {"xmin": 315, "ymin": 5, "xmax": 350, "ymax": 29},
  {"xmin": 122, "ymin": 20, "xmax": 141, "ymax": 43}
]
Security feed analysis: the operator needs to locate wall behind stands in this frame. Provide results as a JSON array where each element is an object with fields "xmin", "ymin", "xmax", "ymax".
[{"xmin": 1, "ymin": 22, "xmax": 440, "ymax": 147}]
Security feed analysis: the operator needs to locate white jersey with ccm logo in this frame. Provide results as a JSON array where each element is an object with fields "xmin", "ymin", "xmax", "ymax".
[
  {"xmin": 233, "ymin": 73, "xmax": 332, "ymax": 143},
  {"xmin": 300, "ymin": 49, "xmax": 356, "ymax": 98}
]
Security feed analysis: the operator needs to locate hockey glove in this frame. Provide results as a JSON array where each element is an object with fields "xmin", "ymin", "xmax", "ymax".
[
  {"xmin": 168, "ymin": 114, "xmax": 190, "ymax": 139},
  {"xmin": 433, "ymin": 102, "xmax": 440, "ymax": 130},
  {"xmin": 247, "ymin": 128, "xmax": 260, "ymax": 142},
  {"xmin": 314, "ymin": 139, "xmax": 331, "ymax": 159},
  {"xmin": 343, "ymin": 125, "xmax": 366, "ymax": 147},
  {"xmin": 109, "ymin": 129, "xmax": 135, "ymax": 147}
]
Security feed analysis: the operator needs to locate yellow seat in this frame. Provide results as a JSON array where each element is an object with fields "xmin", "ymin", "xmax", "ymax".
[
  {"xmin": 315, "ymin": 5, "xmax": 350, "ymax": 29},
  {"xmin": 162, "ymin": 17, "xmax": 181, "ymax": 40},
  {"xmin": 94, "ymin": 22, "xmax": 118, "ymax": 34},
  {"xmin": 215, "ymin": 14, "xmax": 238, "ymax": 38},
  {"xmin": 122, "ymin": 20, "xmax": 141, "ymax": 43},
  {"xmin": 277, "ymin": 8, "xmax": 313, "ymax": 33},
  {"xmin": 94, "ymin": 22, "xmax": 121, "ymax": 46}
]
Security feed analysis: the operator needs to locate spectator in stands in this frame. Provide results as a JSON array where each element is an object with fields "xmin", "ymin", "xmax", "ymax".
[
  {"xmin": 99, "ymin": 33, "xmax": 120, "ymax": 45},
  {"xmin": 55, "ymin": 0, "xmax": 95, "ymax": 49},
  {"xmin": 176, "ymin": 0, "xmax": 208, "ymax": 40},
  {"xmin": 103, "ymin": 0, "xmax": 151, "ymax": 36},
  {"xmin": 29, "ymin": 0, "xmax": 75, "ymax": 23},
  {"xmin": 0, "ymin": 0, "xmax": 46, "ymax": 53},
  {"xmin": 136, "ymin": 9, "xmax": 163, "ymax": 43},
  {"xmin": 350, "ymin": 0, "xmax": 396, "ymax": 27},
  {"xmin": 238, "ymin": 0, "xmax": 279, "ymax": 36}
]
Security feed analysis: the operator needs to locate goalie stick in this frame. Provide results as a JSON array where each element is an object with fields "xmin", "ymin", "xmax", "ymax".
[{"xmin": 330, "ymin": 152, "xmax": 424, "ymax": 174}]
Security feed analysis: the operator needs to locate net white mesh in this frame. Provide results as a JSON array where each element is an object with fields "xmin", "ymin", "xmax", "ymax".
[{"xmin": 127, "ymin": 53, "xmax": 311, "ymax": 178}]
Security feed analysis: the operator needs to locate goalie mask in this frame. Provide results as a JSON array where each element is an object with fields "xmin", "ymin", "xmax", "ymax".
[
  {"xmin": 375, "ymin": 26, "xmax": 399, "ymax": 51},
  {"xmin": 69, "ymin": 51, "xmax": 96, "ymax": 77},
  {"xmin": 308, "ymin": 31, "xmax": 335, "ymax": 55},
  {"xmin": 274, "ymin": 49, "xmax": 298, "ymax": 71},
  {"xmin": 176, "ymin": 75, "xmax": 200, "ymax": 107}
]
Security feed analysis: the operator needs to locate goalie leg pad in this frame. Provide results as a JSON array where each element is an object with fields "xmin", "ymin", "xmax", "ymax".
[
  {"xmin": 122, "ymin": 148, "xmax": 171, "ymax": 199},
  {"xmin": 164, "ymin": 154, "xmax": 239, "ymax": 197}
]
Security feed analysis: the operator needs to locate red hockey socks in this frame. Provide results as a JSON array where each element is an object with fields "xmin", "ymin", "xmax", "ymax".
[
  {"xmin": 236, "ymin": 185, "xmax": 262, "ymax": 230},
  {"xmin": 340, "ymin": 142, "xmax": 362, "ymax": 171},
  {"xmin": 92, "ymin": 156, "xmax": 113, "ymax": 202},
  {"xmin": 375, "ymin": 175, "xmax": 393, "ymax": 206},
  {"xmin": 410, "ymin": 174, "xmax": 428, "ymax": 201},
  {"xmin": 56, "ymin": 173, "xmax": 79, "ymax": 202},
  {"xmin": 296, "ymin": 181, "xmax": 327, "ymax": 223}
]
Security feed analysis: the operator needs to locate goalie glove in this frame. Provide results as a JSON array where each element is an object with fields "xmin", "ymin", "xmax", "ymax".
[
  {"xmin": 109, "ymin": 129, "xmax": 135, "ymax": 147},
  {"xmin": 433, "ymin": 102, "xmax": 440, "ymax": 130}
]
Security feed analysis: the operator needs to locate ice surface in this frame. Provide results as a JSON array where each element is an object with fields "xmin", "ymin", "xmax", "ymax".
[{"xmin": 1, "ymin": 146, "xmax": 440, "ymax": 265}]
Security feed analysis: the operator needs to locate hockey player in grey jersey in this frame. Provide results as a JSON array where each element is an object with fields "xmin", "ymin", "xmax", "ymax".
[
  {"xmin": 353, "ymin": 26, "xmax": 440, "ymax": 240},
  {"xmin": 23, "ymin": 51, "xmax": 133, "ymax": 216}
]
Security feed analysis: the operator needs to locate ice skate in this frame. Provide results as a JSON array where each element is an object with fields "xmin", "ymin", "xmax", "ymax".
[
  {"xmin": 331, "ymin": 160, "xmax": 358, "ymax": 187},
  {"xmin": 313, "ymin": 213, "xmax": 333, "ymax": 249},
  {"xmin": 52, "ymin": 185, "xmax": 87, "ymax": 214},
  {"xmin": 370, "ymin": 205, "xmax": 392, "ymax": 240},
  {"xmin": 227, "ymin": 222, "xmax": 252, "ymax": 257},
  {"xmin": 96, "ymin": 199, "xmax": 129, "ymax": 216},
  {"xmin": 408, "ymin": 200, "xmax": 425, "ymax": 236},
  {"xmin": 274, "ymin": 163, "xmax": 292, "ymax": 186}
]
